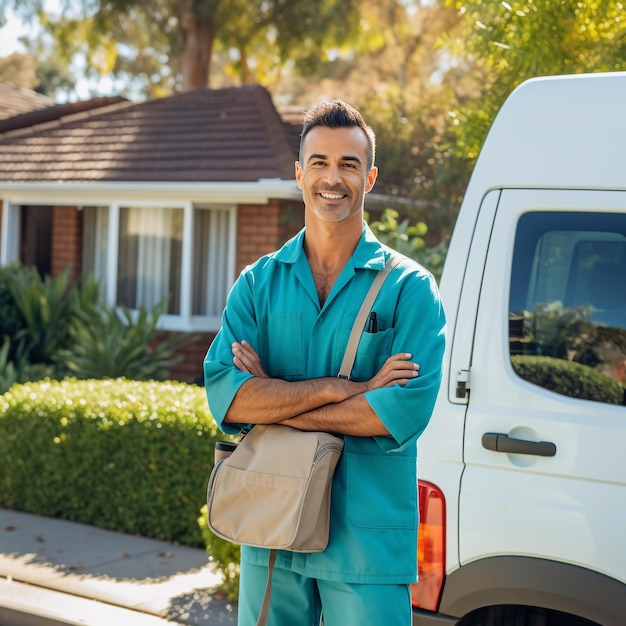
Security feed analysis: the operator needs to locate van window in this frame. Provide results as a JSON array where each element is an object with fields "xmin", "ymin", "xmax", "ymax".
[{"xmin": 509, "ymin": 212, "xmax": 626, "ymax": 406}]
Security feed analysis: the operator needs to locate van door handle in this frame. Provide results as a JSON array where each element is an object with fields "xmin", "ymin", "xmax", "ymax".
[{"xmin": 482, "ymin": 433, "xmax": 557, "ymax": 457}]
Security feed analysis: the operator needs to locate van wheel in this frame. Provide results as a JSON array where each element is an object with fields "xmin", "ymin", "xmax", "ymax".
[{"xmin": 459, "ymin": 605, "xmax": 599, "ymax": 626}]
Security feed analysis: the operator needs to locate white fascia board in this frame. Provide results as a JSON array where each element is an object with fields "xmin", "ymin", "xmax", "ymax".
[{"xmin": 0, "ymin": 179, "xmax": 302, "ymax": 206}]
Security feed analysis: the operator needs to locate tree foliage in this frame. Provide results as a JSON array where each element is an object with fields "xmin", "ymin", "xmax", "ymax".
[
  {"xmin": 276, "ymin": 1, "xmax": 472, "ymax": 241},
  {"xmin": 367, "ymin": 209, "xmax": 448, "ymax": 281},
  {"xmin": 0, "ymin": 52, "xmax": 39, "ymax": 89},
  {"xmin": 2, "ymin": 0, "xmax": 362, "ymax": 97},
  {"xmin": 0, "ymin": 0, "xmax": 43, "ymax": 29},
  {"xmin": 444, "ymin": 0, "xmax": 626, "ymax": 158},
  {"xmin": 213, "ymin": 0, "xmax": 362, "ymax": 87}
]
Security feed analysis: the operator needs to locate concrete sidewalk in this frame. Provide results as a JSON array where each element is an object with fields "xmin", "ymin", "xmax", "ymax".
[{"xmin": 0, "ymin": 508, "xmax": 238, "ymax": 625}]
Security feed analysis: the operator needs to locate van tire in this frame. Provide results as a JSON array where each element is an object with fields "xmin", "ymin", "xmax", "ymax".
[{"xmin": 459, "ymin": 606, "xmax": 598, "ymax": 626}]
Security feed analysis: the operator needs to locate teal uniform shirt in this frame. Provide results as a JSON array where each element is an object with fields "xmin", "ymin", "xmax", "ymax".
[{"xmin": 204, "ymin": 223, "xmax": 446, "ymax": 584}]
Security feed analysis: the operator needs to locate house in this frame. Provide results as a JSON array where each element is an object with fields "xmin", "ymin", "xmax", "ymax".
[{"xmin": 0, "ymin": 83, "xmax": 306, "ymax": 383}]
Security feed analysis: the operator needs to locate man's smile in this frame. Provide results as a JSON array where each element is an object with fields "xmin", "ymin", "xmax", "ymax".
[{"xmin": 318, "ymin": 189, "xmax": 349, "ymax": 200}]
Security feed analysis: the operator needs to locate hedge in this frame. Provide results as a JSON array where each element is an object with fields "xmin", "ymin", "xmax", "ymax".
[
  {"xmin": 511, "ymin": 355, "xmax": 625, "ymax": 405},
  {"xmin": 0, "ymin": 378, "xmax": 224, "ymax": 547}
]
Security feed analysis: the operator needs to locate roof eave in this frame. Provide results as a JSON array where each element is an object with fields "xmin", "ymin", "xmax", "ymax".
[{"xmin": 0, "ymin": 179, "xmax": 302, "ymax": 205}]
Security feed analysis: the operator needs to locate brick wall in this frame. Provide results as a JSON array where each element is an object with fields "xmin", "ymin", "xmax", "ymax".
[
  {"xmin": 236, "ymin": 199, "xmax": 304, "ymax": 272},
  {"xmin": 236, "ymin": 202, "xmax": 281, "ymax": 272},
  {"xmin": 51, "ymin": 206, "xmax": 83, "ymax": 281},
  {"xmin": 160, "ymin": 331, "xmax": 216, "ymax": 385}
]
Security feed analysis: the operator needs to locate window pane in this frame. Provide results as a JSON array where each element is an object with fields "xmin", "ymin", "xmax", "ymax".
[
  {"xmin": 193, "ymin": 206, "xmax": 231, "ymax": 317},
  {"xmin": 117, "ymin": 206, "xmax": 183, "ymax": 314},
  {"xmin": 82, "ymin": 206, "xmax": 108, "ymax": 300},
  {"xmin": 509, "ymin": 212, "xmax": 626, "ymax": 406}
]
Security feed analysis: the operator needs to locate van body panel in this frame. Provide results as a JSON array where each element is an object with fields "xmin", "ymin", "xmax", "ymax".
[
  {"xmin": 445, "ymin": 189, "xmax": 500, "ymax": 405},
  {"xmin": 439, "ymin": 556, "xmax": 626, "ymax": 626},
  {"xmin": 460, "ymin": 189, "xmax": 626, "ymax": 582},
  {"xmin": 416, "ymin": 72, "xmax": 626, "ymax": 623}
]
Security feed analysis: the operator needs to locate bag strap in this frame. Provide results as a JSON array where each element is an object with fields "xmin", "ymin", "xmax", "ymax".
[
  {"xmin": 337, "ymin": 253, "xmax": 400, "ymax": 379},
  {"xmin": 256, "ymin": 549, "xmax": 277, "ymax": 626}
]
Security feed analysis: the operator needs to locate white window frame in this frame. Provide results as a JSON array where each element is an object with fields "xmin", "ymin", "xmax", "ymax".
[
  {"xmin": 0, "ymin": 200, "xmax": 236, "ymax": 333},
  {"xmin": 0, "ymin": 202, "xmax": 20, "ymax": 265},
  {"xmin": 106, "ymin": 201, "xmax": 236, "ymax": 332}
]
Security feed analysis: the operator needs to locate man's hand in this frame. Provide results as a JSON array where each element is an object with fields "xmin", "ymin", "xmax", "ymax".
[
  {"xmin": 366, "ymin": 353, "xmax": 420, "ymax": 391},
  {"xmin": 232, "ymin": 340, "xmax": 268, "ymax": 377}
]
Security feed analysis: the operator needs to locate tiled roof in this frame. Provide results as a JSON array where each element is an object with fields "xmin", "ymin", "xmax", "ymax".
[
  {"xmin": 0, "ymin": 96, "xmax": 128, "ymax": 134},
  {"xmin": 0, "ymin": 81, "xmax": 54, "ymax": 120},
  {"xmin": 0, "ymin": 84, "xmax": 300, "ymax": 183}
]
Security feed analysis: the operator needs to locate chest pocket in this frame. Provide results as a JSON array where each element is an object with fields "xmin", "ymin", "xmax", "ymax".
[
  {"xmin": 336, "ymin": 324, "xmax": 394, "ymax": 381},
  {"xmin": 261, "ymin": 313, "xmax": 304, "ymax": 378}
]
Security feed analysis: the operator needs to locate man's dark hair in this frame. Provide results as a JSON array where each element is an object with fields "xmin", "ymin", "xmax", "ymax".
[{"xmin": 299, "ymin": 100, "xmax": 376, "ymax": 170}]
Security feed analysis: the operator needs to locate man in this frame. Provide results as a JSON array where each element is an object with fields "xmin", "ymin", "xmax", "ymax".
[{"xmin": 204, "ymin": 100, "xmax": 446, "ymax": 625}]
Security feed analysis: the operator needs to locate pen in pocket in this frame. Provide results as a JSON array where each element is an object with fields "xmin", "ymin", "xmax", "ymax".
[{"xmin": 366, "ymin": 311, "xmax": 377, "ymax": 333}]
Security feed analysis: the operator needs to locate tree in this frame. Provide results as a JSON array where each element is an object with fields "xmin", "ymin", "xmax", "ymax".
[
  {"xmin": 443, "ymin": 0, "xmax": 626, "ymax": 158},
  {"xmin": 276, "ymin": 0, "xmax": 472, "ymax": 243},
  {"xmin": 212, "ymin": 0, "xmax": 361, "ymax": 88},
  {"xmin": 0, "ymin": 47, "xmax": 72, "ymax": 101},
  {"xmin": 0, "ymin": 0, "xmax": 42, "ymax": 29},
  {"xmin": 14, "ymin": 34, "xmax": 76, "ymax": 97},
  {"xmin": 5, "ymin": 0, "xmax": 362, "ymax": 96},
  {"xmin": 0, "ymin": 52, "xmax": 38, "ymax": 89}
]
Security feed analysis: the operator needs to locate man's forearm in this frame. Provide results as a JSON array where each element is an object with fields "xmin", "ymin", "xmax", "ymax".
[
  {"xmin": 280, "ymin": 394, "xmax": 390, "ymax": 437},
  {"xmin": 224, "ymin": 375, "xmax": 368, "ymax": 424}
]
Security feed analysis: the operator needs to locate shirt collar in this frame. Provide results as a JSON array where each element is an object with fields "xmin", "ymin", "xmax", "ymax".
[{"xmin": 273, "ymin": 222, "xmax": 388, "ymax": 270}]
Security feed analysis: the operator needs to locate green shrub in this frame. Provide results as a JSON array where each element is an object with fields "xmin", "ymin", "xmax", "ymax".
[
  {"xmin": 0, "ymin": 264, "xmax": 194, "ymax": 384},
  {"xmin": 198, "ymin": 504, "xmax": 241, "ymax": 600},
  {"xmin": 8, "ymin": 266, "xmax": 80, "ymax": 368},
  {"xmin": 0, "ymin": 378, "xmax": 220, "ymax": 546},
  {"xmin": 511, "ymin": 355, "xmax": 625, "ymax": 405},
  {"xmin": 0, "ymin": 336, "xmax": 18, "ymax": 395},
  {"xmin": 367, "ymin": 208, "xmax": 448, "ymax": 281},
  {"xmin": 57, "ymin": 302, "xmax": 194, "ymax": 381},
  {"xmin": 0, "ymin": 265, "xmax": 26, "ymax": 363}
]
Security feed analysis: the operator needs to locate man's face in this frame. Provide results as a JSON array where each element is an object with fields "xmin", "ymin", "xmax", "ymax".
[{"xmin": 295, "ymin": 126, "xmax": 378, "ymax": 223}]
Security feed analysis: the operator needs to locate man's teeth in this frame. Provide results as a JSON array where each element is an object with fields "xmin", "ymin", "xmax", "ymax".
[{"xmin": 321, "ymin": 192, "xmax": 344, "ymax": 199}]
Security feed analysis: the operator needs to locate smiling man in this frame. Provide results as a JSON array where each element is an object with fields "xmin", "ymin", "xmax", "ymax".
[{"xmin": 204, "ymin": 100, "xmax": 446, "ymax": 626}]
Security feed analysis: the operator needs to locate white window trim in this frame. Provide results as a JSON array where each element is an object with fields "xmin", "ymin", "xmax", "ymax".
[
  {"xmin": 0, "ymin": 202, "xmax": 19, "ymax": 265},
  {"xmin": 110, "ymin": 201, "xmax": 236, "ymax": 332},
  {"xmin": 0, "ymin": 199, "xmax": 237, "ymax": 333},
  {"xmin": 106, "ymin": 203, "xmax": 120, "ymax": 308},
  {"xmin": 180, "ymin": 201, "xmax": 194, "ymax": 323},
  {"xmin": 158, "ymin": 202, "xmax": 237, "ymax": 332}
]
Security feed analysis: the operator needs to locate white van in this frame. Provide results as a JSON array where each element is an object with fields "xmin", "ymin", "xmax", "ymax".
[{"xmin": 411, "ymin": 72, "xmax": 626, "ymax": 626}]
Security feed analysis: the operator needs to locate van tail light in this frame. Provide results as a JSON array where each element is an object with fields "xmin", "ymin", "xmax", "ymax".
[{"xmin": 411, "ymin": 480, "xmax": 446, "ymax": 611}]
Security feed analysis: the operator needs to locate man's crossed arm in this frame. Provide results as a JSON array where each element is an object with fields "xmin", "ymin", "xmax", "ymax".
[{"xmin": 224, "ymin": 340, "xmax": 420, "ymax": 437}]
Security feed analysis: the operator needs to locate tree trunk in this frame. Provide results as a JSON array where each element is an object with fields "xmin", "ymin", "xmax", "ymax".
[
  {"xmin": 239, "ymin": 45, "xmax": 252, "ymax": 85},
  {"xmin": 179, "ymin": 0, "xmax": 217, "ymax": 89}
]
